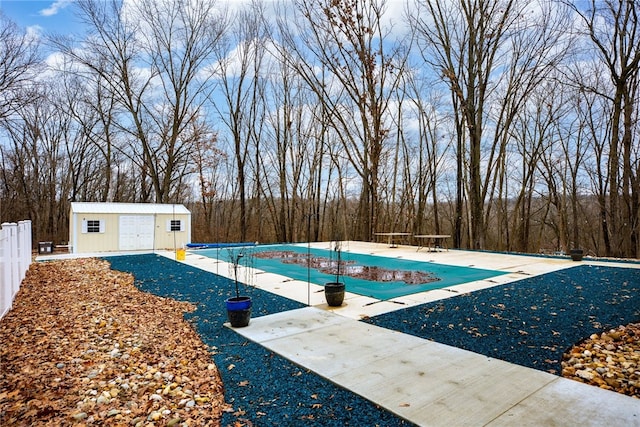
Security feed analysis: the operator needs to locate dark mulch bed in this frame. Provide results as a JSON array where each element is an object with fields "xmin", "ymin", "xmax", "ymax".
[
  {"xmin": 105, "ymin": 254, "xmax": 416, "ymax": 427},
  {"xmin": 365, "ymin": 264, "xmax": 640, "ymax": 374}
]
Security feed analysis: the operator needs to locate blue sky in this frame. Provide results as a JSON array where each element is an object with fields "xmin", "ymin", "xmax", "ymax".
[{"xmin": 1, "ymin": 0, "xmax": 81, "ymax": 35}]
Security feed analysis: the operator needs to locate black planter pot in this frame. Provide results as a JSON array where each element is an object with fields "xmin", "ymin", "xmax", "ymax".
[
  {"xmin": 325, "ymin": 282, "xmax": 345, "ymax": 307},
  {"xmin": 570, "ymin": 249, "xmax": 584, "ymax": 262},
  {"xmin": 225, "ymin": 296, "xmax": 252, "ymax": 327}
]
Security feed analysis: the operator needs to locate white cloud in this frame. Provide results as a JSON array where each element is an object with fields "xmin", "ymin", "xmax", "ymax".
[
  {"xmin": 44, "ymin": 51, "xmax": 68, "ymax": 70},
  {"xmin": 25, "ymin": 25, "xmax": 43, "ymax": 41},
  {"xmin": 39, "ymin": 0, "xmax": 75, "ymax": 17}
]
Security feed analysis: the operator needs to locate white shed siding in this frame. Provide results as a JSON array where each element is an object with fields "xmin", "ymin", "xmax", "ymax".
[{"xmin": 69, "ymin": 202, "xmax": 191, "ymax": 253}]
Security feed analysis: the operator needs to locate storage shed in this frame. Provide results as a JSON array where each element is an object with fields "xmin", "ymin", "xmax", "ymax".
[{"xmin": 69, "ymin": 202, "xmax": 191, "ymax": 254}]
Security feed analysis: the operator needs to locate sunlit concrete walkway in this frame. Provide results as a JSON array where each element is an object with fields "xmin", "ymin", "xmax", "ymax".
[{"xmin": 233, "ymin": 306, "xmax": 640, "ymax": 426}]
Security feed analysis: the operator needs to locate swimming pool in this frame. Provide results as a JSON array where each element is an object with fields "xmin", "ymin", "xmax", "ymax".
[{"xmin": 198, "ymin": 244, "xmax": 508, "ymax": 300}]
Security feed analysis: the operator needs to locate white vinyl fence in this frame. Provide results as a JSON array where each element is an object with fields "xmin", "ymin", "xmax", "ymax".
[{"xmin": 1, "ymin": 221, "xmax": 32, "ymax": 320}]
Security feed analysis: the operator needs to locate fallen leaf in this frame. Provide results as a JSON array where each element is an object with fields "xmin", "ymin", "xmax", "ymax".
[{"xmin": 0, "ymin": 259, "xmax": 226, "ymax": 425}]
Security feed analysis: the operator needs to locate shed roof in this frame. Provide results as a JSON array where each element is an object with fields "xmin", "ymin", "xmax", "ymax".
[{"xmin": 70, "ymin": 202, "xmax": 190, "ymax": 215}]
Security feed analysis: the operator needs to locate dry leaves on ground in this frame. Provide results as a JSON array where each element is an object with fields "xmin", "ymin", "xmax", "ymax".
[{"xmin": 0, "ymin": 258, "xmax": 228, "ymax": 426}]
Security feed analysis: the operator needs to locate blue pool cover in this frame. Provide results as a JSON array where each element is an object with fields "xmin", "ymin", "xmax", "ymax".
[{"xmin": 198, "ymin": 244, "xmax": 508, "ymax": 300}]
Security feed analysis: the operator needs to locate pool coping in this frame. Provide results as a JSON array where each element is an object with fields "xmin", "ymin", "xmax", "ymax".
[
  {"xmin": 173, "ymin": 241, "xmax": 594, "ymax": 320},
  {"xmin": 199, "ymin": 243, "xmax": 512, "ymax": 301}
]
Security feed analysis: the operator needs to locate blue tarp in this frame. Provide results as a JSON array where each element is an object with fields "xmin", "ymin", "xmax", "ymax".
[
  {"xmin": 186, "ymin": 242, "xmax": 256, "ymax": 249},
  {"xmin": 198, "ymin": 244, "xmax": 508, "ymax": 300}
]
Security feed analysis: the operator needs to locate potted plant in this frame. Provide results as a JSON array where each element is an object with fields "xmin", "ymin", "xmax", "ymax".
[
  {"xmin": 570, "ymin": 248, "xmax": 584, "ymax": 262},
  {"xmin": 225, "ymin": 251, "xmax": 252, "ymax": 327},
  {"xmin": 325, "ymin": 241, "xmax": 345, "ymax": 307}
]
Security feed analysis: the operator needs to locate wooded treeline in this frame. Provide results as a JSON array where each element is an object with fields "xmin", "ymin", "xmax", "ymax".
[{"xmin": 1, "ymin": 0, "xmax": 639, "ymax": 258}]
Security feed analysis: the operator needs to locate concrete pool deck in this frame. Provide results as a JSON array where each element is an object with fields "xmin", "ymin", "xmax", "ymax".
[
  {"xmin": 171, "ymin": 241, "xmax": 640, "ymax": 426},
  {"xmin": 177, "ymin": 240, "xmax": 633, "ymax": 319}
]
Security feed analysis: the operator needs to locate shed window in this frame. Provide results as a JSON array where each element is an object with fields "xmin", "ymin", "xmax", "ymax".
[
  {"xmin": 82, "ymin": 219, "xmax": 105, "ymax": 233},
  {"xmin": 167, "ymin": 219, "xmax": 184, "ymax": 232}
]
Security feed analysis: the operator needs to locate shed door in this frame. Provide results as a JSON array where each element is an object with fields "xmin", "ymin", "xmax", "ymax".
[{"xmin": 119, "ymin": 215, "xmax": 154, "ymax": 250}]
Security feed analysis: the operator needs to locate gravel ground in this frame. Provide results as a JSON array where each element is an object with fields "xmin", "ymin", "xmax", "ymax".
[
  {"xmin": 106, "ymin": 254, "xmax": 417, "ymax": 426},
  {"xmin": 563, "ymin": 323, "xmax": 640, "ymax": 395}
]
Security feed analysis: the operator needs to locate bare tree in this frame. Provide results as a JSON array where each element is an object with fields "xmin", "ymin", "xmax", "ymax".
[
  {"xmin": 535, "ymin": 78, "xmax": 589, "ymax": 253},
  {"xmin": 578, "ymin": 63, "xmax": 614, "ymax": 255},
  {"xmin": 191, "ymin": 127, "xmax": 224, "ymax": 241},
  {"xmin": 508, "ymin": 83, "xmax": 557, "ymax": 252},
  {"xmin": 212, "ymin": 1, "xmax": 268, "ymax": 241},
  {"xmin": 377, "ymin": 58, "xmax": 454, "ymax": 240},
  {"xmin": 260, "ymin": 57, "xmax": 305, "ymax": 241},
  {"xmin": 52, "ymin": 0, "xmax": 226, "ymax": 203},
  {"xmin": 411, "ymin": 0, "xmax": 569, "ymax": 249},
  {"xmin": 568, "ymin": 0, "xmax": 640, "ymax": 257},
  {"xmin": 401, "ymin": 73, "xmax": 452, "ymax": 238},
  {"xmin": 135, "ymin": 0, "xmax": 227, "ymax": 202},
  {"xmin": 51, "ymin": 0, "xmax": 154, "ymax": 199},
  {"xmin": 2, "ymin": 82, "xmax": 77, "ymax": 242},
  {"xmin": 0, "ymin": 13, "xmax": 41, "ymax": 121},
  {"xmin": 279, "ymin": 0, "xmax": 409, "ymax": 241}
]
